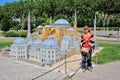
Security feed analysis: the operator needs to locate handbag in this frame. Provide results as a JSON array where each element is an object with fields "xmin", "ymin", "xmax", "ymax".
[{"xmin": 80, "ymin": 47, "xmax": 89, "ymax": 53}]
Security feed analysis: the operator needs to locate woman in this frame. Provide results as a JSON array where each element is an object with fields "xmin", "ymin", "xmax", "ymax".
[{"xmin": 80, "ymin": 25, "xmax": 95, "ymax": 72}]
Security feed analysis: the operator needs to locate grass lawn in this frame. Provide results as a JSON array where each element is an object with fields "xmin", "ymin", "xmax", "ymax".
[
  {"xmin": 92, "ymin": 42, "xmax": 120, "ymax": 64},
  {"xmin": 0, "ymin": 42, "xmax": 13, "ymax": 48}
]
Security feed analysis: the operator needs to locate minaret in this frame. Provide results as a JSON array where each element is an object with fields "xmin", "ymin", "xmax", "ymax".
[
  {"xmin": 27, "ymin": 10, "xmax": 32, "ymax": 42},
  {"xmin": 74, "ymin": 10, "xmax": 77, "ymax": 34},
  {"xmin": 50, "ymin": 16, "xmax": 52, "ymax": 25}
]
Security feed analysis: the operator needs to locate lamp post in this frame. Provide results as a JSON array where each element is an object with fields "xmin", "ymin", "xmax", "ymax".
[
  {"xmin": 65, "ymin": 53, "xmax": 67, "ymax": 74},
  {"xmin": 94, "ymin": 13, "xmax": 97, "ymax": 64}
]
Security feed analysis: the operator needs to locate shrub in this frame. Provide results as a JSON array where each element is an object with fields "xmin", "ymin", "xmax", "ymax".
[
  {"xmin": 19, "ymin": 30, "xmax": 27, "ymax": 37},
  {"xmin": 108, "ymin": 33, "xmax": 113, "ymax": 36},
  {"xmin": 0, "ymin": 42, "xmax": 12, "ymax": 48},
  {"xmin": 4, "ymin": 31, "xmax": 20, "ymax": 37},
  {"xmin": 0, "ymin": 31, "xmax": 4, "ymax": 36},
  {"xmin": 0, "ymin": 33, "xmax": 2, "ymax": 36}
]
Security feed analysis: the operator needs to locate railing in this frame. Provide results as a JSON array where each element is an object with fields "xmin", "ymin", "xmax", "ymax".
[
  {"xmin": 31, "ymin": 53, "xmax": 98, "ymax": 80},
  {"xmin": 32, "ymin": 58, "xmax": 83, "ymax": 80}
]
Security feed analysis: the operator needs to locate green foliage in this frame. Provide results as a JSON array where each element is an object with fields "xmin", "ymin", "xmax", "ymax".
[
  {"xmin": 0, "ymin": 42, "xmax": 12, "ymax": 48},
  {"xmin": 0, "ymin": 33, "xmax": 3, "ymax": 36},
  {"xmin": 0, "ymin": 31, "xmax": 4, "ymax": 36},
  {"xmin": 1, "ymin": 18, "xmax": 11, "ymax": 31},
  {"xmin": 108, "ymin": 33, "xmax": 113, "ymax": 36},
  {"xmin": 4, "ymin": 30, "xmax": 27, "ymax": 37},
  {"xmin": 0, "ymin": 0, "xmax": 119, "ymax": 31},
  {"xmin": 4, "ymin": 31, "xmax": 19, "ymax": 37},
  {"xmin": 77, "ymin": 29, "xmax": 84, "ymax": 34},
  {"xmin": 18, "ymin": 30, "xmax": 27, "ymax": 37},
  {"xmin": 93, "ymin": 42, "xmax": 120, "ymax": 64}
]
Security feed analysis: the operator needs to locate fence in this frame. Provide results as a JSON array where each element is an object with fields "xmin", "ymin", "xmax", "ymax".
[{"xmin": 31, "ymin": 55, "xmax": 98, "ymax": 80}]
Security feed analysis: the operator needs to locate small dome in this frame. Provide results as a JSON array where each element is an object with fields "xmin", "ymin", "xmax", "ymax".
[
  {"xmin": 42, "ymin": 39, "xmax": 59, "ymax": 48},
  {"xmin": 53, "ymin": 19, "xmax": 71, "ymax": 27},
  {"xmin": 63, "ymin": 35, "xmax": 71, "ymax": 40},
  {"xmin": 54, "ymin": 19, "xmax": 70, "ymax": 25},
  {"xmin": 13, "ymin": 38, "xmax": 27, "ymax": 45},
  {"xmin": 32, "ymin": 40, "xmax": 42, "ymax": 45}
]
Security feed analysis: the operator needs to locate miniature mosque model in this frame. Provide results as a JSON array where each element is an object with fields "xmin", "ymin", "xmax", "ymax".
[{"xmin": 11, "ymin": 11, "xmax": 80, "ymax": 66}]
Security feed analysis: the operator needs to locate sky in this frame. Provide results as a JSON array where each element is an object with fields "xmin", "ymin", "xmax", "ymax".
[{"xmin": 0, "ymin": 0, "xmax": 18, "ymax": 6}]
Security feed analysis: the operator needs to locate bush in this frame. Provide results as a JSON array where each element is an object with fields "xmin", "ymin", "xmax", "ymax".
[
  {"xmin": 1, "ymin": 18, "xmax": 11, "ymax": 31},
  {"xmin": 0, "ymin": 31, "xmax": 4, "ymax": 36},
  {"xmin": 4, "ymin": 31, "xmax": 20, "ymax": 37},
  {"xmin": 19, "ymin": 30, "xmax": 27, "ymax": 37},
  {"xmin": 0, "ymin": 33, "xmax": 2, "ymax": 36},
  {"xmin": 108, "ymin": 33, "xmax": 113, "ymax": 36},
  {"xmin": 77, "ymin": 29, "xmax": 84, "ymax": 34},
  {"xmin": 0, "ymin": 42, "xmax": 12, "ymax": 48}
]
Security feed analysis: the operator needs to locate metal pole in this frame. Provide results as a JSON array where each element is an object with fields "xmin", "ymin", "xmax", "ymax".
[
  {"xmin": 94, "ymin": 14, "xmax": 96, "ymax": 49},
  {"xmin": 65, "ymin": 54, "xmax": 67, "ymax": 74},
  {"xmin": 95, "ymin": 54, "xmax": 98, "ymax": 64},
  {"xmin": 94, "ymin": 13, "xmax": 97, "ymax": 64}
]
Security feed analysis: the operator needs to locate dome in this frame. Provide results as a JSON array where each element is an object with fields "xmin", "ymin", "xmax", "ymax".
[
  {"xmin": 53, "ymin": 19, "xmax": 71, "ymax": 27},
  {"xmin": 63, "ymin": 35, "xmax": 71, "ymax": 40},
  {"xmin": 32, "ymin": 40, "xmax": 42, "ymax": 45},
  {"xmin": 54, "ymin": 19, "xmax": 70, "ymax": 25},
  {"xmin": 42, "ymin": 39, "xmax": 59, "ymax": 48},
  {"xmin": 13, "ymin": 38, "xmax": 27, "ymax": 45}
]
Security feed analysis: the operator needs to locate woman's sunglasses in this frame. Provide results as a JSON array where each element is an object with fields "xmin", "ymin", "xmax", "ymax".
[{"xmin": 83, "ymin": 28, "xmax": 88, "ymax": 30}]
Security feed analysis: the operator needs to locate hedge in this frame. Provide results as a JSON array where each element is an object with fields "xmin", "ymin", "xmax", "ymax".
[
  {"xmin": 19, "ymin": 30, "xmax": 27, "ymax": 37},
  {"xmin": 4, "ymin": 30, "xmax": 27, "ymax": 37},
  {"xmin": 4, "ymin": 31, "xmax": 19, "ymax": 37}
]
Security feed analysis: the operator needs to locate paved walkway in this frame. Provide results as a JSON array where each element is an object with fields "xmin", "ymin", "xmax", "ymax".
[
  {"xmin": 70, "ymin": 61, "xmax": 120, "ymax": 80},
  {"xmin": 0, "ymin": 57, "xmax": 64, "ymax": 80},
  {"xmin": 96, "ymin": 36, "xmax": 120, "ymax": 41}
]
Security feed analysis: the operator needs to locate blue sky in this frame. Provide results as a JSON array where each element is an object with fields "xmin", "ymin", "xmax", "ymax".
[{"xmin": 0, "ymin": 0, "xmax": 18, "ymax": 6}]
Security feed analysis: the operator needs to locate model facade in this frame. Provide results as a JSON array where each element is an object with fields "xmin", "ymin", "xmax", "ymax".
[{"xmin": 11, "ymin": 11, "xmax": 80, "ymax": 66}]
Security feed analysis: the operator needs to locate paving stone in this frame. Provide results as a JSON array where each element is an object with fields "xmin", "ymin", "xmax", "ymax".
[{"xmin": 71, "ymin": 61, "xmax": 120, "ymax": 80}]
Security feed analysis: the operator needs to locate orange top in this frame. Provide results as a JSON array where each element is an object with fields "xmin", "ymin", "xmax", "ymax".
[
  {"xmin": 82, "ymin": 33, "xmax": 92, "ymax": 40},
  {"xmin": 82, "ymin": 32, "xmax": 93, "ymax": 49}
]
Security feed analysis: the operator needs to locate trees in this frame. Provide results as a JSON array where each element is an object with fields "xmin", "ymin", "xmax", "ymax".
[
  {"xmin": 0, "ymin": 0, "xmax": 119, "ymax": 31},
  {"xmin": 1, "ymin": 18, "xmax": 11, "ymax": 31}
]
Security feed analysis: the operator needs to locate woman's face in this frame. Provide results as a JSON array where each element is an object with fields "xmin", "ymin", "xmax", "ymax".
[{"xmin": 83, "ymin": 28, "xmax": 89, "ymax": 33}]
